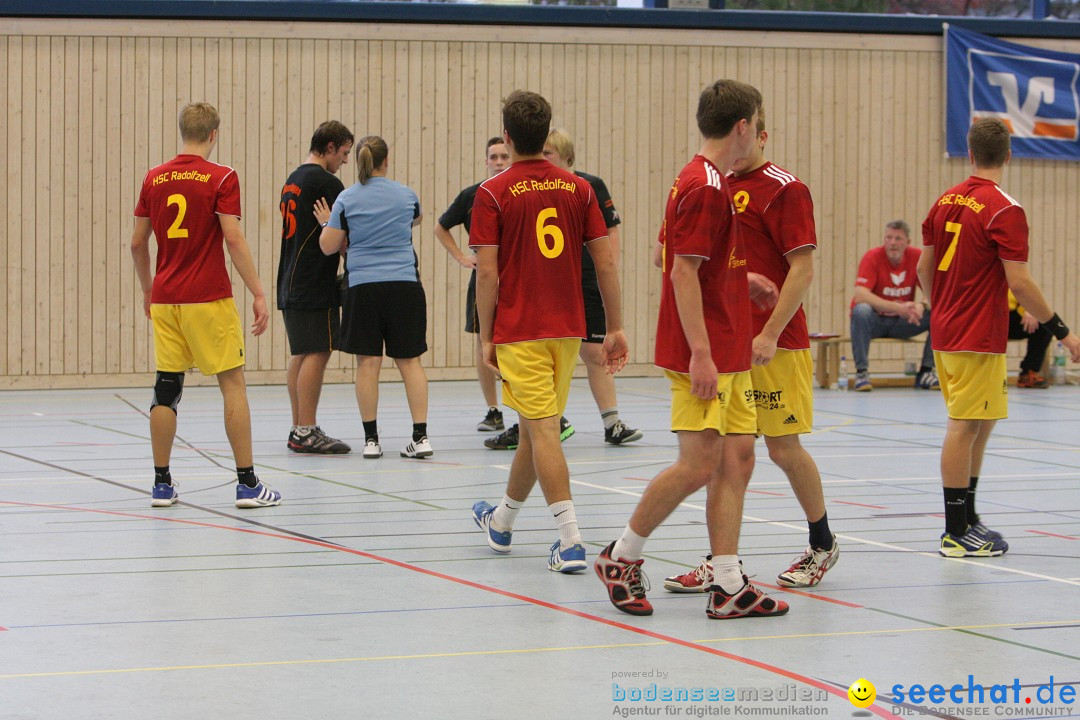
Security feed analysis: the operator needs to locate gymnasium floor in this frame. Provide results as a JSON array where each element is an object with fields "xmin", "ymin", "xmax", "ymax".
[{"xmin": 1, "ymin": 376, "xmax": 1078, "ymax": 720}]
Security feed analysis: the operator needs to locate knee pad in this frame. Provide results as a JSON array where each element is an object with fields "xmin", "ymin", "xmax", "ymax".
[{"xmin": 151, "ymin": 372, "xmax": 185, "ymax": 413}]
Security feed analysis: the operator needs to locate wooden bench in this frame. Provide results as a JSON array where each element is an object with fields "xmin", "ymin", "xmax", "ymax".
[{"xmin": 810, "ymin": 335, "xmax": 1052, "ymax": 389}]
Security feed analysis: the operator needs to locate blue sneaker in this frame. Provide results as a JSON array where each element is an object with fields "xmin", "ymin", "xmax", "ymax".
[
  {"xmin": 235, "ymin": 481, "xmax": 282, "ymax": 509},
  {"xmin": 472, "ymin": 500, "xmax": 512, "ymax": 553},
  {"xmin": 151, "ymin": 482, "xmax": 178, "ymax": 507},
  {"xmin": 939, "ymin": 524, "xmax": 1008, "ymax": 557},
  {"xmin": 548, "ymin": 540, "xmax": 587, "ymax": 573}
]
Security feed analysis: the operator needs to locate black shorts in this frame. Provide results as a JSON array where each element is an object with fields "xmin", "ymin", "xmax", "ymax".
[
  {"xmin": 340, "ymin": 281, "xmax": 428, "ymax": 359},
  {"xmin": 582, "ymin": 281, "xmax": 606, "ymax": 344},
  {"xmin": 465, "ymin": 269, "xmax": 479, "ymax": 334},
  {"xmin": 282, "ymin": 308, "xmax": 340, "ymax": 355}
]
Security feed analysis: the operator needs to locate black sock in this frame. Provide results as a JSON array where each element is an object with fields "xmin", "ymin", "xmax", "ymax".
[
  {"xmin": 363, "ymin": 420, "xmax": 378, "ymax": 442},
  {"xmin": 808, "ymin": 513, "xmax": 833, "ymax": 550},
  {"xmin": 944, "ymin": 487, "xmax": 969, "ymax": 536},
  {"xmin": 154, "ymin": 466, "xmax": 172, "ymax": 485},
  {"xmin": 237, "ymin": 466, "xmax": 258, "ymax": 488},
  {"xmin": 413, "ymin": 423, "xmax": 427, "ymax": 442},
  {"xmin": 919, "ymin": 365, "xmax": 933, "ymax": 374},
  {"xmin": 966, "ymin": 476, "xmax": 980, "ymax": 526}
]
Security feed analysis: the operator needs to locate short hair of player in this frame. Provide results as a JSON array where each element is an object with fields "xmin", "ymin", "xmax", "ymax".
[
  {"xmin": 178, "ymin": 102, "xmax": 220, "ymax": 143},
  {"xmin": 356, "ymin": 135, "xmax": 388, "ymax": 185},
  {"xmin": 486, "ymin": 136, "xmax": 505, "ymax": 150},
  {"xmin": 310, "ymin": 121, "xmax": 354, "ymax": 155},
  {"xmin": 756, "ymin": 107, "xmax": 766, "ymax": 135},
  {"xmin": 546, "ymin": 128, "xmax": 575, "ymax": 167},
  {"xmin": 696, "ymin": 80, "xmax": 762, "ymax": 140},
  {"xmin": 968, "ymin": 118, "xmax": 1011, "ymax": 168},
  {"xmin": 885, "ymin": 219, "xmax": 911, "ymax": 238},
  {"xmin": 502, "ymin": 90, "xmax": 552, "ymax": 156}
]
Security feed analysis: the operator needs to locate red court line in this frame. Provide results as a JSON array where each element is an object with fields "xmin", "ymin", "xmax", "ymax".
[
  {"xmin": 747, "ymin": 489, "xmax": 785, "ymax": 497},
  {"xmin": 0, "ymin": 500, "xmax": 891, "ymax": 718},
  {"xmin": 0, "ymin": 626, "xmax": 8, "ymax": 631},
  {"xmin": 755, "ymin": 581, "xmax": 863, "ymax": 609},
  {"xmin": 1027, "ymin": 530, "xmax": 1078, "ymax": 541},
  {"xmin": 834, "ymin": 500, "xmax": 887, "ymax": 510}
]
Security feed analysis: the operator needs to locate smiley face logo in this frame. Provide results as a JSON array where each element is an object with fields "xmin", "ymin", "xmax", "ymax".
[{"xmin": 848, "ymin": 678, "xmax": 876, "ymax": 708}]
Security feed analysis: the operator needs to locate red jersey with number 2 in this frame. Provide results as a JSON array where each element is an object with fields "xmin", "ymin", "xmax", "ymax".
[
  {"xmin": 135, "ymin": 154, "xmax": 241, "ymax": 304},
  {"xmin": 655, "ymin": 155, "xmax": 751, "ymax": 374},
  {"xmin": 922, "ymin": 175, "xmax": 1029, "ymax": 354},
  {"xmin": 470, "ymin": 158, "xmax": 608, "ymax": 344}
]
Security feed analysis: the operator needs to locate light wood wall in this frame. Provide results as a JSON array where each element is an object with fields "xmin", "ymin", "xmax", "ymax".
[{"xmin": 2, "ymin": 18, "xmax": 1078, "ymax": 389}]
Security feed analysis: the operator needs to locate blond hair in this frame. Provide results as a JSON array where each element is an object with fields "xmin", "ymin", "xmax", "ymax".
[
  {"xmin": 545, "ymin": 128, "xmax": 575, "ymax": 167},
  {"xmin": 178, "ymin": 102, "xmax": 220, "ymax": 143},
  {"xmin": 356, "ymin": 135, "xmax": 388, "ymax": 185}
]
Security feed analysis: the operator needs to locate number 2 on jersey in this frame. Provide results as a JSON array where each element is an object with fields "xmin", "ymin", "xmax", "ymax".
[
  {"xmin": 937, "ymin": 221, "xmax": 962, "ymax": 272},
  {"xmin": 536, "ymin": 207, "xmax": 564, "ymax": 259},
  {"xmin": 167, "ymin": 194, "xmax": 189, "ymax": 239}
]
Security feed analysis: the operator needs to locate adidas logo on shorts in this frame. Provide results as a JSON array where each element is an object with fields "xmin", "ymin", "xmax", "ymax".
[{"xmin": 783, "ymin": 414, "xmax": 798, "ymax": 425}]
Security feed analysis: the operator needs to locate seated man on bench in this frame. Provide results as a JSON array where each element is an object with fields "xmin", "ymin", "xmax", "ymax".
[{"xmin": 850, "ymin": 220, "xmax": 938, "ymax": 391}]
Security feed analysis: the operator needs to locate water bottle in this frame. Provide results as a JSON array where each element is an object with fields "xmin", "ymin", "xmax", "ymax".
[
  {"xmin": 1052, "ymin": 341, "xmax": 1067, "ymax": 385},
  {"xmin": 838, "ymin": 356, "xmax": 849, "ymax": 392}
]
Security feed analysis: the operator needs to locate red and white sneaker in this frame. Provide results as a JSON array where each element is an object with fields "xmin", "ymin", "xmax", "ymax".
[
  {"xmin": 663, "ymin": 555, "xmax": 712, "ymax": 593},
  {"xmin": 776, "ymin": 537, "xmax": 839, "ymax": 588},
  {"xmin": 706, "ymin": 577, "xmax": 789, "ymax": 619},
  {"xmin": 594, "ymin": 542, "xmax": 653, "ymax": 616}
]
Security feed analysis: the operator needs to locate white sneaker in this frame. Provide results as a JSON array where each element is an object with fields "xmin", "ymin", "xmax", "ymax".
[
  {"xmin": 401, "ymin": 436, "xmax": 433, "ymax": 458},
  {"xmin": 362, "ymin": 439, "xmax": 383, "ymax": 459}
]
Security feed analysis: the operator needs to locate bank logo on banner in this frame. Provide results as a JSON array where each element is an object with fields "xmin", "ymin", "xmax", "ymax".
[{"xmin": 945, "ymin": 25, "xmax": 1080, "ymax": 160}]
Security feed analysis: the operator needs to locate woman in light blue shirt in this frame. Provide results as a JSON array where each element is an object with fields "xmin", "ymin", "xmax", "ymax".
[{"xmin": 320, "ymin": 136, "xmax": 431, "ymax": 461}]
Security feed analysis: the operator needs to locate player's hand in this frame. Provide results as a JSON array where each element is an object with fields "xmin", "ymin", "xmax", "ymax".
[
  {"xmin": 688, "ymin": 352, "xmax": 718, "ymax": 400},
  {"xmin": 251, "ymin": 295, "xmax": 269, "ymax": 336},
  {"xmin": 751, "ymin": 333, "xmax": 777, "ymax": 366},
  {"xmin": 747, "ymin": 273, "xmax": 779, "ymax": 310},
  {"xmin": 457, "ymin": 254, "xmax": 477, "ymax": 270},
  {"xmin": 602, "ymin": 330, "xmax": 629, "ymax": 374},
  {"xmin": 909, "ymin": 302, "xmax": 926, "ymax": 324},
  {"xmin": 143, "ymin": 289, "xmax": 152, "ymax": 319},
  {"xmin": 313, "ymin": 197, "xmax": 331, "ymax": 226},
  {"xmin": 1021, "ymin": 312, "xmax": 1040, "ymax": 334},
  {"xmin": 1063, "ymin": 332, "xmax": 1080, "ymax": 363},
  {"xmin": 482, "ymin": 340, "xmax": 500, "ymax": 378}
]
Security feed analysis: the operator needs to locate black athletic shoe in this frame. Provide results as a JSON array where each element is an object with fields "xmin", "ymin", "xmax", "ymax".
[{"xmin": 484, "ymin": 424, "xmax": 519, "ymax": 450}]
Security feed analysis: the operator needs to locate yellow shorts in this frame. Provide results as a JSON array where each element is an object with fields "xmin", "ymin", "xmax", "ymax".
[
  {"xmin": 496, "ymin": 338, "xmax": 581, "ymax": 420},
  {"xmin": 666, "ymin": 369, "xmax": 757, "ymax": 435},
  {"xmin": 749, "ymin": 349, "xmax": 814, "ymax": 437},
  {"xmin": 151, "ymin": 298, "xmax": 246, "ymax": 376},
  {"xmin": 934, "ymin": 351, "xmax": 1008, "ymax": 421}
]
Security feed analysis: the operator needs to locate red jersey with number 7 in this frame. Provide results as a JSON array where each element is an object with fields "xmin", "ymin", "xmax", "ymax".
[
  {"xmin": 921, "ymin": 175, "xmax": 1029, "ymax": 354},
  {"xmin": 470, "ymin": 158, "xmax": 608, "ymax": 344},
  {"xmin": 134, "ymin": 154, "xmax": 241, "ymax": 305}
]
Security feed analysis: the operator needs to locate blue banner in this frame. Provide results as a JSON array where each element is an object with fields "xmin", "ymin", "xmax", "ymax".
[{"xmin": 946, "ymin": 25, "xmax": 1080, "ymax": 160}]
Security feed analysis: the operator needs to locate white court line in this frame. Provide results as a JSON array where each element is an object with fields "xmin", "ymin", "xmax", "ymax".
[{"xmin": 571, "ymin": 478, "xmax": 1080, "ymax": 587}]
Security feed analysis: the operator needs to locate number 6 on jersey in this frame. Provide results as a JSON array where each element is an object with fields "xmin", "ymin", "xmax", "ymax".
[{"xmin": 536, "ymin": 207, "xmax": 564, "ymax": 259}]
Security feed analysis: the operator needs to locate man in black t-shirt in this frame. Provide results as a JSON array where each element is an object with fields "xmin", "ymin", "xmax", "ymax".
[
  {"xmin": 277, "ymin": 121, "xmax": 354, "ymax": 454},
  {"xmin": 543, "ymin": 129, "xmax": 642, "ymax": 445},
  {"xmin": 435, "ymin": 137, "xmax": 511, "ymax": 433}
]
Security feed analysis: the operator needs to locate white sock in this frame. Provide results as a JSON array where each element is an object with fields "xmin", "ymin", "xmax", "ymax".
[
  {"xmin": 491, "ymin": 495, "xmax": 522, "ymax": 532},
  {"xmin": 549, "ymin": 500, "xmax": 581, "ymax": 546},
  {"xmin": 600, "ymin": 408, "xmax": 620, "ymax": 430},
  {"xmin": 712, "ymin": 555, "xmax": 744, "ymax": 594},
  {"xmin": 612, "ymin": 525, "xmax": 647, "ymax": 562},
  {"xmin": 296, "ymin": 425, "xmax": 314, "ymax": 435}
]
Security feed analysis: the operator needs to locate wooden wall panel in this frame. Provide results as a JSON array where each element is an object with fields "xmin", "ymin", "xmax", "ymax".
[{"xmin": 2, "ymin": 18, "xmax": 1079, "ymax": 388}]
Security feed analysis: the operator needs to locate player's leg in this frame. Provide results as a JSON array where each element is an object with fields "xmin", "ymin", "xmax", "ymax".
[
  {"xmin": 467, "ymin": 271, "xmax": 502, "ymax": 431},
  {"xmin": 217, "ymin": 365, "xmax": 282, "ymax": 508},
  {"xmin": 580, "ymin": 342, "xmax": 642, "ymax": 445},
  {"xmin": 147, "ymin": 304, "xmax": 192, "ymax": 507},
  {"xmin": 849, "ymin": 303, "xmax": 879, "ymax": 389},
  {"xmin": 286, "ymin": 354, "xmax": 302, "ymax": 427},
  {"xmin": 396, "ymin": 356, "xmax": 432, "ymax": 458},
  {"xmin": 936, "ymin": 351, "xmax": 1007, "ymax": 556},
  {"xmin": 341, "ymin": 283, "xmax": 386, "ymax": 458},
  {"xmin": 383, "ymin": 281, "xmax": 432, "ymax": 458}
]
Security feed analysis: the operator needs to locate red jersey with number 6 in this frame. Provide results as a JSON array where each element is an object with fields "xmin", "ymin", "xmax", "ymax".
[
  {"xmin": 728, "ymin": 161, "xmax": 816, "ymax": 350},
  {"xmin": 470, "ymin": 158, "xmax": 608, "ymax": 344},
  {"xmin": 134, "ymin": 154, "xmax": 241, "ymax": 304},
  {"xmin": 655, "ymin": 155, "xmax": 751, "ymax": 374},
  {"xmin": 922, "ymin": 175, "xmax": 1029, "ymax": 354}
]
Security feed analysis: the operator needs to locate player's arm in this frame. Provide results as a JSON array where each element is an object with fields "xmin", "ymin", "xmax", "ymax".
[
  {"xmin": 651, "ymin": 241, "xmax": 663, "ymax": 269},
  {"xmin": 130, "ymin": 216, "xmax": 154, "ymax": 319},
  {"xmin": 607, "ymin": 224, "xmax": 621, "ymax": 268},
  {"xmin": 585, "ymin": 236, "xmax": 628, "ymax": 374},
  {"xmin": 1004, "ymin": 260, "xmax": 1080, "ymax": 362},
  {"xmin": 219, "ymin": 214, "xmax": 269, "ymax": 337},
  {"xmin": 670, "ymin": 254, "xmax": 716, "ymax": 400},
  {"xmin": 474, "ymin": 245, "xmax": 499, "ymax": 373},
  {"xmin": 916, "ymin": 244, "xmax": 936, "ymax": 302},
  {"xmin": 752, "ymin": 247, "xmax": 813, "ymax": 365},
  {"xmin": 435, "ymin": 222, "xmax": 476, "ymax": 269},
  {"xmin": 852, "ymin": 284, "xmax": 911, "ymax": 317}
]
